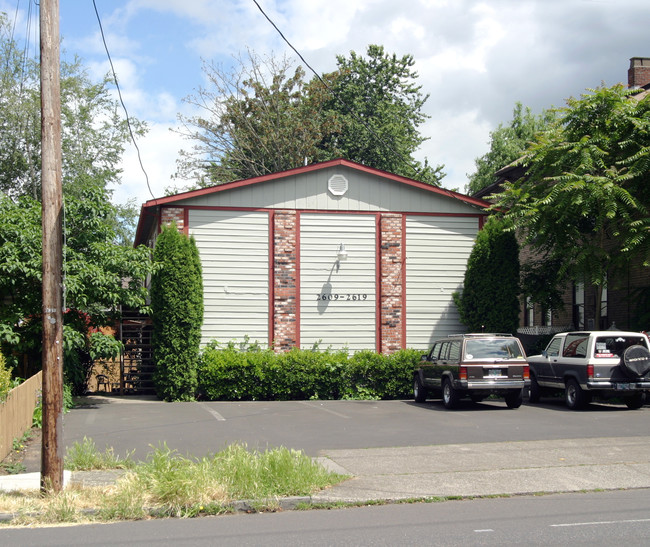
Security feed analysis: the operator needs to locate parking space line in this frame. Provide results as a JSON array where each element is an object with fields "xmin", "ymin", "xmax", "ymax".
[
  {"xmin": 197, "ymin": 402, "xmax": 226, "ymax": 421},
  {"xmin": 299, "ymin": 401, "xmax": 350, "ymax": 419}
]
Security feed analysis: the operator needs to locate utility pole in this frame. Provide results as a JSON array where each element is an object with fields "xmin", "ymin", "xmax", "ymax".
[{"xmin": 40, "ymin": 0, "xmax": 64, "ymax": 492}]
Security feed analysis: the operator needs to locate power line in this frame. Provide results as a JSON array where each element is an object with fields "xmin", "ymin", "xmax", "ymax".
[
  {"xmin": 92, "ymin": 0, "xmax": 155, "ymax": 200},
  {"xmin": 251, "ymin": 0, "xmax": 429, "ymax": 184}
]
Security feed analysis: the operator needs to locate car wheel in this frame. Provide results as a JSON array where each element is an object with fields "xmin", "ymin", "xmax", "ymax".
[
  {"xmin": 528, "ymin": 374, "xmax": 541, "ymax": 403},
  {"xmin": 442, "ymin": 378, "xmax": 459, "ymax": 409},
  {"xmin": 505, "ymin": 388, "xmax": 523, "ymax": 409},
  {"xmin": 625, "ymin": 392, "xmax": 645, "ymax": 410},
  {"xmin": 565, "ymin": 378, "xmax": 587, "ymax": 410},
  {"xmin": 413, "ymin": 375, "xmax": 427, "ymax": 403}
]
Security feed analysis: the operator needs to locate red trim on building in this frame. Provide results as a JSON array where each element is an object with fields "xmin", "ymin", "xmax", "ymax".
[
  {"xmin": 375, "ymin": 214, "xmax": 382, "ymax": 353},
  {"xmin": 295, "ymin": 211, "xmax": 301, "ymax": 349},
  {"xmin": 268, "ymin": 210, "xmax": 275, "ymax": 348},
  {"xmin": 141, "ymin": 159, "xmax": 489, "ymax": 209},
  {"xmin": 134, "ymin": 159, "xmax": 490, "ymax": 246},
  {"xmin": 401, "ymin": 214, "xmax": 407, "ymax": 350}
]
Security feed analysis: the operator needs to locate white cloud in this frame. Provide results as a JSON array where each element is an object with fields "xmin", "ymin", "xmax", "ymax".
[
  {"xmin": 6, "ymin": 0, "xmax": 650, "ymax": 209},
  {"xmin": 112, "ymin": 121, "xmax": 187, "ymax": 206}
]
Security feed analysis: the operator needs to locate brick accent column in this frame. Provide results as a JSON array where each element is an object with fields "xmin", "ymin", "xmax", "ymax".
[
  {"xmin": 379, "ymin": 214, "xmax": 404, "ymax": 353},
  {"xmin": 160, "ymin": 207, "xmax": 185, "ymax": 231},
  {"xmin": 273, "ymin": 211, "xmax": 298, "ymax": 350}
]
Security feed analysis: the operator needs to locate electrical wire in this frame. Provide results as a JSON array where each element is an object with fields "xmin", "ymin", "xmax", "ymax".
[
  {"xmin": 251, "ymin": 0, "xmax": 431, "ymax": 184},
  {"xmin": 251, "ymin": 0, "xmax": 479, "ymax": 205},
  {"xmin": 92, "ymin": 0, "xmax": 155, "ymax": 200}
]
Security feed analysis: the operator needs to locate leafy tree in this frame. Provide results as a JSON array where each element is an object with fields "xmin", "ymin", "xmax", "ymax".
[
  {"xmin": 0, "ymin": 14, "xmax": 144, "ymax": 241},
  {"xmin": 0, "ymin": 13, "xmax": 150, "ymax": 389},
  {"xmin": 453, "ymin": 217, "xmax": 520, "ymax": 333},
  {"xmin": 174, "ymin": 45, "xmax": 443, "ymax": 188},
  {"xmin": 316, "ymin": 45, "xmax": 443, "ymax": 184},
  {"xmin": 492, "ymin": 85, "xmax": 650, "ymax": 316},
  {"xmin": 174, "ymin": 51, "xmax": 335, "ymax": 186},
  {"xmin": 0, "ymin": 189, "xmax": 153, "ymax": 389},
  {"xmin": 467, "ymin": 103, "xmax": 555, "ymax": 195},
  {"xmin": 151, "ymin": 224, "xmax": 203, "ymax": 401}
]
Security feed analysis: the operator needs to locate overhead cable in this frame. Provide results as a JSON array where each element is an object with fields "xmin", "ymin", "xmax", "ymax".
[{"xmin": 92, "ymin": 0, "xmax": 155, "ymax": 200}]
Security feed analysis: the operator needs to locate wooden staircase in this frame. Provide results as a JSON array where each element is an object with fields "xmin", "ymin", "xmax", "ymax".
[{"xmin": 119, "ymin": 311, "xmax": 155, "ymax": 395}]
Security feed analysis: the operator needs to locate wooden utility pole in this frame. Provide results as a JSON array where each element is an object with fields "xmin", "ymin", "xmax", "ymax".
[{"xmin": 40, "ymin": 0, "xmax": 64, "ymax": 492}]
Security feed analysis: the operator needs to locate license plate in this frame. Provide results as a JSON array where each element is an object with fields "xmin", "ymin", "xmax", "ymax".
[
  {"xmin": 487, "ymin": 369, "xmax": 502, "ymax": 377},
  {"xmin": 615, "ymin": 383, "xmax": 632, "ymax": 391}
]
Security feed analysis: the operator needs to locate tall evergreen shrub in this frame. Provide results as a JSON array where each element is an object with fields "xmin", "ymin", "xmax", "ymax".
[
  {"xmin": 453, "ymin": 217, "xmax": 520, "ymax": 333},
  {"xmin": 151, "ymin": 224, "xmax": 203, "ymax": 401}
]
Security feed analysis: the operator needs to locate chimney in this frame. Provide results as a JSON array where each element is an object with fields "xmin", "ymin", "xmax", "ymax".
[{"xmin": 628, "ymin": 57, "xmax": 650, "ymax": 88}]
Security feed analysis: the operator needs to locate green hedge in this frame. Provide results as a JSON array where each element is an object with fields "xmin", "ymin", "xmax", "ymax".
[{"xmin": 197, "ymin": 345, "xmax": 422, "ymax": 401}]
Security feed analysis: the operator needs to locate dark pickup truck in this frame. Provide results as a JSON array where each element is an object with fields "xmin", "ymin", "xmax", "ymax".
[{"xmin": 527, "ymin": 330, "xmax": 650, "ymax": 409}]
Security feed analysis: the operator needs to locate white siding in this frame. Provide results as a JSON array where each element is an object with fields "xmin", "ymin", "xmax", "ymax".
[
  {"xmin": 189, "ymin": 210, "xmax": 269, "ymax": 347},
  {"xmin": 174, "ymin": 167, "xmax": 483, "ymax": 216},
  {"xmin": 300, "ymin": 214, "xmax": 376, "ymax": 351},
  {"xmin": 406, "ymin": 216, "xmax": 479, "ymax": 350}
]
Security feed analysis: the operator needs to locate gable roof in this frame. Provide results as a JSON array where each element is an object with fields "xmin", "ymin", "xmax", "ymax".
[{"xmin": 135, "ymin": 158, "xmax": 490, "ymax": 245}]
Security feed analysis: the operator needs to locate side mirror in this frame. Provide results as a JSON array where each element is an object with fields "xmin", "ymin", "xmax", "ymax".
[
  {"xmin": 421, "ymin": 354, "xmax": 428, "ymax": 361},
  {"xmin": 542, "ymin": 350, "xmax": 548, "ymax": 358}
]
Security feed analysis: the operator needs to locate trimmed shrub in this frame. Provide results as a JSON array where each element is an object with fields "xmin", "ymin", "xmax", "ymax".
[
  {"xmin": 453, "ymin": 217, "xmax": 520, "ymax": 333},
  {"xmin": 197, "ymin": 345, "xmax": 421, "ymax": 401},
  {"xmin": 151, "ymin": 224, "xmax": 204, "ymax": 401}
]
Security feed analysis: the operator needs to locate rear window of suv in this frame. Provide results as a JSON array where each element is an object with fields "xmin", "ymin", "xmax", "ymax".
[
  {"xmin": 593, "ymin": 335, "xmax": 648, "ymax": 358},
  {"xmin": 463, "ymin": 339, "xmax": 524, "ymax": 361}
]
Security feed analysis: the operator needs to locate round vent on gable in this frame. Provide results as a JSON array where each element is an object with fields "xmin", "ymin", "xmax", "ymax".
[{"xmin": 328, "ymin": 174, "xmax": 348, "ymax": 196}]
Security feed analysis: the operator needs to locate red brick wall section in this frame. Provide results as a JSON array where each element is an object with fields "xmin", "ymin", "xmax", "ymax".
[
  {"xmin": 380, "ymin": 214, "xmax": 404, "ymax": 353},
  {"xmin": 274, "ymin": 211, "xmax": 298, "ymax": 350},
  {"xmin": 629, "ymin": 58, "xmax": 650, "ymax": 88},
  {"xmin": 160, "ymin": 207, "xmax": 185, "ymax": 231}
]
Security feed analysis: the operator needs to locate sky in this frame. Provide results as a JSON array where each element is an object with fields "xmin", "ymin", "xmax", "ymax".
[{"xmin": 3, "ymin": 0, "xmax": 650, "ymax": 207}]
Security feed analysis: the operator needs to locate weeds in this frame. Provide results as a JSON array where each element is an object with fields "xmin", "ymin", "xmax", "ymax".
[
  {"xmin": 0, "ymin": 438, "xmax": 347, "ymax": 525},
  {"xmin": 64, "ymin": 437, "xmax": 136, "ymax": 471}
]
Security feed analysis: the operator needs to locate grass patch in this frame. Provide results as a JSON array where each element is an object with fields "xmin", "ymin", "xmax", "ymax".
[
  {"xmin": 64, "ymin": 437, "xmax": 136, "ymax": 471},
  {"xmin": 1, "ymin": 439, "xmax": 347, "ymax": 525}
]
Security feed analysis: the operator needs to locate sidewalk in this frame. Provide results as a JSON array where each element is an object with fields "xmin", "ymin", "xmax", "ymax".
[
  {"xmin": 312, "ymin": 435, "xmax": 650, "ymax": 502},
  {"xmin": 3, "ymin": 436, "xmax": 650, "ymax": 502}
]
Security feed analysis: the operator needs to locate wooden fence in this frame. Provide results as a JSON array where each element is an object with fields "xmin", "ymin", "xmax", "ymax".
[{"xmin": 0, "ymin": 371, "xmax": 42, "ymax": 463}]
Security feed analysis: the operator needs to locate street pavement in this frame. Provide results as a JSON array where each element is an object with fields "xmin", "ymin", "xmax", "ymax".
[{"xmin": 2, "ymin": 395, "xmax": 650, "ymax": 505}]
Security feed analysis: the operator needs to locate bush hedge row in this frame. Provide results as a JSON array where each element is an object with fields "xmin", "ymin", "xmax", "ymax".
[{"xmin": 197, "ymin": 345, "xmax": 423, "ymax": 401}]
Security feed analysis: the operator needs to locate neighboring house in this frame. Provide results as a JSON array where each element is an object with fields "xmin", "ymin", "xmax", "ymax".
[
  {"xmin": 474, "ymin": 57, "xmax": 650, "ymax": 335},
  {"xmin": 135, "ymin": 159, "xmax": 489, "ymax": 353}
]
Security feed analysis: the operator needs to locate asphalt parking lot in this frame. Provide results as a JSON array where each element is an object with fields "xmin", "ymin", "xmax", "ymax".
[
  {"xmin": 5, "ymin": 395, "xmax": 645, "ymax": 501},
  {"xmin": 55, "ymin": 395, "xmax": 650, "ymax": 460}
]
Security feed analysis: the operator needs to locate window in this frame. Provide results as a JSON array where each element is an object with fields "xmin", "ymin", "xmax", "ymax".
[
  {"xmin": 594, "ymin": 335, "xmax": 647, "ymax": 358},
  {"xmin": 543, "ymin": 308, "xmax": 552, "ymax": 327},
  {"xmin": 563, "ymin": 334, "xmax": 589, "ymax": 358},
  {"xmin": 428, "ymin": 343, "xmax": 442, "ymax": 361},
  {"xmin": 464, "ymin": 339, "xmax": 523, "ymax": 360},
  {"xmin": 448, "ymin": 341, "xmax": 461, "ymax": 361},
  {"xmin": 573, "ymin": 283, "xmax": 585, "ymax": 329},
  {"xmin": 438, "ymin": 342, "xmax": 450, "ymax": 361},
  {"xmin": 545, "ymin": 337, "xmax": 562, "ymax": 357},
  {"xmin": 525, "ymin": 296, "xmax": 534, "ymax": 327}
]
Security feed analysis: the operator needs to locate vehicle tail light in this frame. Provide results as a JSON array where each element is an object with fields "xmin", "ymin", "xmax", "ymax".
[
  {"xmin": 523, "ymin": 365, "xmax": 530, "ymax": 380},
  {"xmin": 587, "ymin": 364, "xmax": 594, "ymax": 380},
  {"xmin": 459, "ymin": 366, "xmax": 467, "ymax": 380}
]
